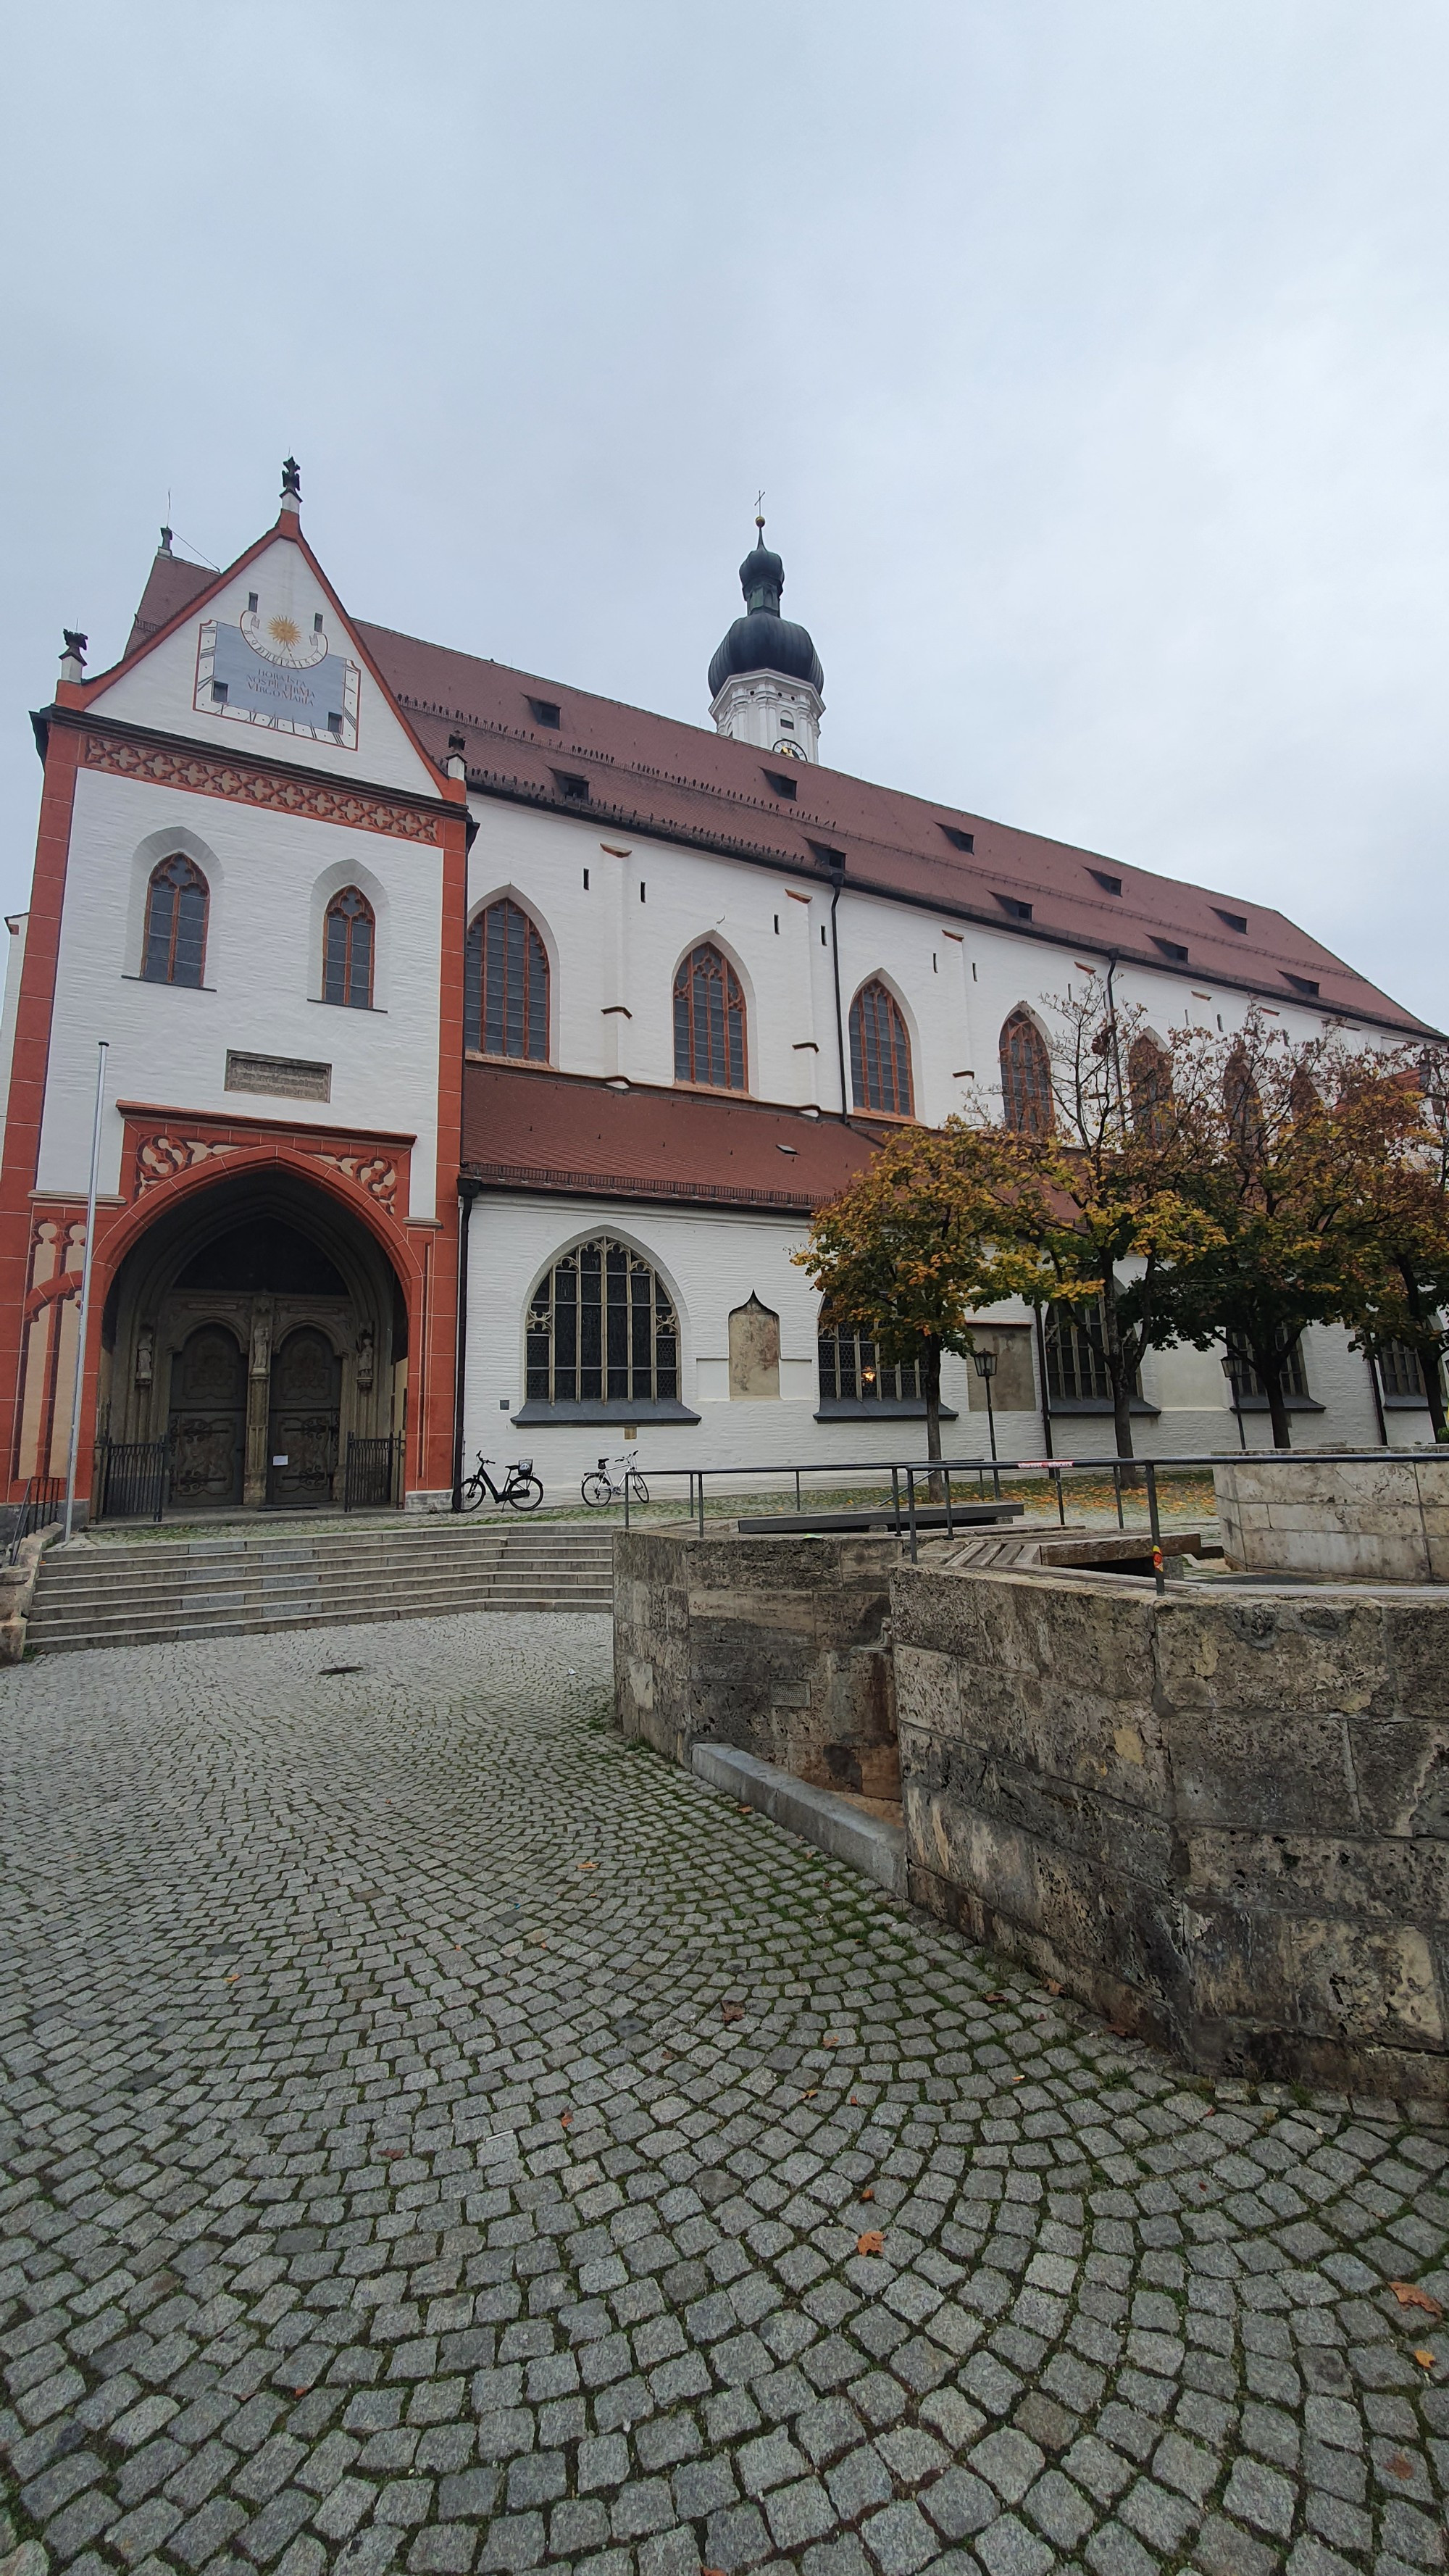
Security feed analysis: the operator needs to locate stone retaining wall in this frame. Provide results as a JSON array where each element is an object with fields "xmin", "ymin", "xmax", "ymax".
[
  {"xmin": 1215, "ymin": 1452, "xmax": 1449, "ymax": 1581},
  {"xmin": 893, "ymin": 1562, "xmax": 1449, "ymax": 2096},
  {"xmin": 613, "ymin": 1525, "xmax": 898, "ymax": 1790}
]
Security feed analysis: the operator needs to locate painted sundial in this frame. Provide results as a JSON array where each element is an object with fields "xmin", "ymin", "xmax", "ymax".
[{"xmin": 194, "ymin": 590, "xmax": 360, "ymax": 747}]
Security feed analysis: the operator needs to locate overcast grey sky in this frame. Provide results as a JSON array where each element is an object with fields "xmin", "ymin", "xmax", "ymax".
[{"xmin": 3, "ymin": 2, "xmax": 1446, "ymax": 1020}]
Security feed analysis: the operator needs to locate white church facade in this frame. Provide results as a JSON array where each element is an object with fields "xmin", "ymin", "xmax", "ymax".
[{"xmin": 0, "ymin": 467, "xmax": 1432, "ymax": 1520}]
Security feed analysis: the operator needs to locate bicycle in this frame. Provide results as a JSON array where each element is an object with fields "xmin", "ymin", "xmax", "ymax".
[
  {"xmin": 581, "ymin": 1449, "xmax": 649, "ymax": 1508},
  {"xmin": 460, "ymin": 1453, "xmax": 544, "ymax": 1512}
]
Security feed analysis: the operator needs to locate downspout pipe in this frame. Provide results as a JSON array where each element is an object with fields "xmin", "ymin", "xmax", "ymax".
[
  {"xmin": 451, "ymin": 1180, "xmax": 480, "ymax": 1512},
  {"xmin": 829, "ymin": 866, "xmax": 848, "ymax": 1118}
]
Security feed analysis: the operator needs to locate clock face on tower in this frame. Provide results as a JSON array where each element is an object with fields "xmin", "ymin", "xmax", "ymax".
[
  {"xmin": 771, "ymin": 736, "xmax": 806, "ymax": 759},
  {"xmin": 194, "ymin": 601, "xmax": 361, "ymax": 748}
]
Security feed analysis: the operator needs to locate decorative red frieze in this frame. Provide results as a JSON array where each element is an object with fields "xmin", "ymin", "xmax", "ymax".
[
  {"xmin": 82, "ymin": 729, "xmax": 442, "ymax": 843},
  {"xmin": 128, "ymin": 1114, "xmax": 407, "ymax": 1214}
]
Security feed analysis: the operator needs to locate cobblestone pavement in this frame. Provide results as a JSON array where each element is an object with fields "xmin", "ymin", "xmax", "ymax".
[{"xmin": 2, "ymin": 1613, "xmax": 1448, "ymax": 2576}]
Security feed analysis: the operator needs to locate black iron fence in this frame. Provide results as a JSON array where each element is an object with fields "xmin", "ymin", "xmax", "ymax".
[
  {"xmin": 343, "ymin": 1433, "xmax": 404, "ymax": 1513},
  {"xmin": 4, "ymin": 1475, "xmax": 65, "ymax": 1561},
  {"xmin": 96, "ymin": 1435, "xmax": 171, "ymax": 1524}
]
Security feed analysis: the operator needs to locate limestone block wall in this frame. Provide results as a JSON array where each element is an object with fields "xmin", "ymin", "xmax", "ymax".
[
  {"xmin": 893, "ymin": 1564, "xmax": 1449, "ymax": 2096},
  {"xmin": 1216, "ymin": 1454, "xmax": 1449, "ymax": 1582},
  {"xmin": 613, "ymin": 1526, "xmax": 898, "ymax": 1791}
]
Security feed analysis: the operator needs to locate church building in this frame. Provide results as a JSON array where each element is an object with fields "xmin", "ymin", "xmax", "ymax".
[{"xmin": 0, "ymin": 465, "xmax": 1431, "ymax": 1519}]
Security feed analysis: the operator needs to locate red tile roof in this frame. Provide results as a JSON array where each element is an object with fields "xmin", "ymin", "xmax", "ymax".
[
  {"xmin": 125, "ymin": 551, "xmax": 214, "ymax": 658},
  {"xmin": 114, "ymin": 547, "xmax": 1425, "ymax": 1035},
  {"xmin": 462, "ymin": 1063, "xmax": 880, "ymax": 1210},
  {"xmin": 360, "ymin": 622, "xmax": 1427, "ymax": 1036}
]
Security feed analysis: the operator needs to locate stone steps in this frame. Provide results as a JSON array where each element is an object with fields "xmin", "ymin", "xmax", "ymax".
[{"xmin": 26, "ymin": 1521, "xmax": 615, "ymax": 1652}]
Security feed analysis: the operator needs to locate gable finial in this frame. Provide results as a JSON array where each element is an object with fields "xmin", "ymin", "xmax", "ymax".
[{"xmin": 280, "ymin": 456, "xmax": 301, "ymax": 516}]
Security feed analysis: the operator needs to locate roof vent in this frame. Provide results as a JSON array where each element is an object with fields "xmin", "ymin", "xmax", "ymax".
[
  {"xmin": 553, "ymin": 771, "xmax": 590, "ymax": 804},
  {"xmin": 1090, "ymin": 870, "xmax": 1122, "ymax": 896},
  {"xmin": 529, "ymin": 698, "xmax": 561, "ymax": 729},
  {"xmin": 1284, "ymin": 972, "xmax": 1320, "ymax": 997},
  {"xmin": 995, "ymin": 894, "xmax": 1032, "ymax": 922},
  {"xmin": 764, "ymin": 769, "xmax": 798, "ymax": 800},
  {"xmin": 940, "ymin": 825, "xmax": 974, "ymax": 853},
  {"xmin": 1153, "ymin": 937, "xmax": 1189, "ymax": 964},
  {"xmin": 808, "ymin": 841, "xmax": 847, "ymax": 872},
  {"xmin": 1215, "ymin": 908, "xmax": 1248, "ymax": 934}
]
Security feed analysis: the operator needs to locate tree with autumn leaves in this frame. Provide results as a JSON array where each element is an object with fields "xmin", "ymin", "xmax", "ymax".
[{"xmin": 797, "ymin": 986, "xmax": 1449, "ymax": 1459}]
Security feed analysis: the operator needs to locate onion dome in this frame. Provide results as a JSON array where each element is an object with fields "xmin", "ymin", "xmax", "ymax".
[{"xmin": 708, "ymin": 518, "xmax": 824, "ymax": 700}]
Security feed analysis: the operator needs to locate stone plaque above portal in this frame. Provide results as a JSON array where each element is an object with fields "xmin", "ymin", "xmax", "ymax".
[{"xmin": 225, "ymin": 1050, "xmax": 332, "ymax": 1102}]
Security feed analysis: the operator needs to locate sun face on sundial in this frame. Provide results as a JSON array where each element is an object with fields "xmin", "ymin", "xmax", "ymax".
[{"xmin": 240, "ymin": 601, "xmax": 330, "ymax": 669}]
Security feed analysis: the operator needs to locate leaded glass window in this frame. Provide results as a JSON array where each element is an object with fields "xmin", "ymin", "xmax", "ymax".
[
  {"xmin": 526, "ymin": 1238, "xmax": 679, "ymax": 1404},
  {"xmin": 1377, "ymin": 1340, "xmax": 1435, "ymax": 1401},
  {"xmin": 818, "ymin": 1325, "xmax": 921, "ymax": 1404},
  {"xmin": 1043, "ymin": 1301, "xmax": 1114, "ymax": 1404},
  {"xmin": 322, "ymin": 887, "xmax": 374, "ymax": 1009},
  {"xmin": 849, "ymin": 980, "xmax": 913, "ymax": 1115},
  {"xmin": 142, "ymin": 855, "xmax": 209, "ymax": 988},
  {"xmin": 466, "ymin": 899, "xmax": 549, "ymax": 1059},
  {"xmin": 1000, "ymin": 1009, "xmax": 1053, "ymax": 1134},
  {"xmin": 1225, "ymin": 1330, "xmax": 1310, "ymax": 1402},
  {"xmin": 674, "ymin": 943, "xmax": 746, "ymax": 1089}
]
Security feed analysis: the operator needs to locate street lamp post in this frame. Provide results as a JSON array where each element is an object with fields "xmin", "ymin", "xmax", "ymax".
[{"xmin": 972, "ymin": 1346, "xmax": 999, "ymax": 1462}]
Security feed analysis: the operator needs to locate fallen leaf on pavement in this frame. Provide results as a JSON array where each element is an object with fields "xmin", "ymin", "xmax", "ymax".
[
  {"xmin": 577, "ymin": 1862, "xmax": 597, "ymax": 1872},
  {"xmin": 801, "ymin": 2089, "xmax": 818, "ymax": 2100},
  {"xmin": 983, "ymin": 1991, "xmax": 1006, "ymax": 2001},
  {"xmin": 860, "ymin": 2187, "xmax": 874, "ymax": 2202},
  {"xmin": 1391, "ymin": 2283, "xmax": 1444, "ymax": 2319},
  {"xmin": 857, "ymin": 2230, "xmax": 885, "ymax": 2256},
  {"xmin": 824, "ymin": 2036, "xmax": 838, "ymax": 2047},
  {"xmin": 1046, "ymin": 1980, "xmax": 1063, "ymax": 1995},
  {"xmin": 1387, "ymin": 2454, "xmax": 1414, "ymax": 2479},
  {"xmin": 1413, "ymin": 2348, "xmax": 1436, "ymax": 2369},
  {"xmin": 560, "ymin": 2112, "xmax": 572, "ymax": 2128},
  {"xmin": 721, "ymin": 2001, "xmax": 746, "ymax": 2022}
]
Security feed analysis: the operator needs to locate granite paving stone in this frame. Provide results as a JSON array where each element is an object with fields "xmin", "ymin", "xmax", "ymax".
[{"xmin": 0, "ymin": 1609, "xmax": 1446, "ymax": 2576}]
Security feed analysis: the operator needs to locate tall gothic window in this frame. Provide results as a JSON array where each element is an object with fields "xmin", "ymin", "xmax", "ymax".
[
  {"xmin": 526, "ymin": 1237, "xmax": 679, "ymax": 1405},
  {"xmin": 1043, "ymin": 1301, "xmax": 1114, "ymax": 1404},
  {"xmin": 1000, "ymin": 1009, "xmax": 1053, "ymax": 1133},
  {"xmin": 1128, "ymin": 1035, "xmax": 1173, "ymax": 1142},
  {"xmin": 1224, "ymin": 1047, "xmax": 1266, "ymax": 1155},
  {"xmin": 1225, "ymin": 1330, "xmax": 1310, "ymax": 1404},
  {"xmin": 142, "ymin": 854, "xmax": 209, "ymax": 988},
  {"xmin": 674, "ymin": 943, "xmax": 746, "ymax": 1089},
  {"xmin": 467, "ymin": 898, "xmax": 549, "ymax": 1059},
  {"xmin": 849, "ymin": 980, "xmax": 913, "ymax": 1115},
  {"xmin": 322, "ymin": 887, "xmax": 375, "ymax": 1009},
  {"xmin": 1376, "ymin": 1341, "xmax": 1429, "ymax": 1402}
]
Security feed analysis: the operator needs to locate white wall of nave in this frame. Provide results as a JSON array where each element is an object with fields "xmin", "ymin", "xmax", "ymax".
[{"xmin": 36, "ymin": 769, "xmax": 444, "ymax": 1215}]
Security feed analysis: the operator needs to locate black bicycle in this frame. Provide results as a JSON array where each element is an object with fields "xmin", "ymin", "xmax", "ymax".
[
  {"xmin": 460, "ymin": 1453, "xmax": 543, "ymax": 1512},
  {"xmin": 581, "ymin": 1449, "xmax": 648, "ymax": 1508}
]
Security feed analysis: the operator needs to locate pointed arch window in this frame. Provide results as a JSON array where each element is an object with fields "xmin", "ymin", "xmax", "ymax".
[
  {"xmin": 527, "ymin": 1236, "xmax": 679, "ymax": 1405},
  {"xmin": 322, "ymin": 887, "xmax": 375, "ymax": 1009},
  {"xmin": 674, "ymin": 943, "xmax": 746, "ymax": 1089},
  {"xmin": 1224, "ymin": 1047, "xmax": 1266, "ymax": 1155},
  {"xmin": 849, "ymin": 980, "xmax": 913, "ymax": 1115},
  {"xmin": 142, "ymin": 854, "xmax": 209, "ymax": 988},
  {"xmin": 1000, "ymin": 1008, "xmax": 1053, "ymax": 1134},
  {"xmin": 1128, "ymin": 1035, "xmax": 1173, "ymax": 1142},
  {"xmin": 467, "ymin": 897, "xmax": 549, "ymax": 1059}
]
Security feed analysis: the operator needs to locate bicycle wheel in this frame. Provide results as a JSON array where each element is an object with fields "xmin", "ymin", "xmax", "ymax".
[
  {"xmin": 581, "ymin": 1473, "xmax": 612, "ymax": 1508},
  {"xmin": 627, "ymin": 1472, "xmax": 649, "ymax": 1505},
  {"xmin": 509, "ymin": 1474, "xmax": 545, "ymax": 1512},
  {"xmin": 460, "ymin": 1476, "xmax": 488, "ymax": 1513}
]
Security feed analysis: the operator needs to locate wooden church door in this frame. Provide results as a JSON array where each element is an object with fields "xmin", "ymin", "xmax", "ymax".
[{"xmin": 266, "ymin": 1327, "xmax": 341, "ymax": 1506}]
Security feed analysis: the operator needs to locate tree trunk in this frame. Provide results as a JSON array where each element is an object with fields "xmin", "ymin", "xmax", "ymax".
[
  {"xmin": 922, "ymin": 1339, "xmax": 945, "ymax": 1497},
  {"xmin": 1424, "ymin": 1346, "xmax": 1448, "ymax": 1441},
  {"xmin": 1255, "ymin": 1345, "xmax": 1293, "ymax": 1450},
  {"xmin": 1100, "ymin": 1271, "xmax": 1135, "ymax": 1460}
]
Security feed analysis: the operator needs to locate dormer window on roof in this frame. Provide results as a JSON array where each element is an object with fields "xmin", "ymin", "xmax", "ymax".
[
  {"xmin": 808, "ymin": 841, "xmax": 846, "ymax": 872},
  {"xmin": 554, "ymin": 771, "xmax": 590, "ymax": 804},
  {"xmin": 764, "ymin": 769, "xmax": 798, "ymax": 800},
  {"xmin": 1215, "ymin": 909, "xmax": 1248, "ymax": 934},
  {"xmin": 530, "ymin": 699, "xmax": 561, "ymax": 729},
  {"xmin": 940, "ymin": 825, "xmax": 974, "ymax": 853},
  {"xmin": 1153, "ymin": 937, "xmax": 1189, "ymax": 964},
  {"xmin": 995, "ymin": 895, "xmax": 1032, "ymax": 922},
  {"xmin": 1285, "ymin": 972, "xmax": 1321, "ymax": 997},
  {"xmin": 1090, "ymin": 870, "xmax": 1122, "ymax": 896}
]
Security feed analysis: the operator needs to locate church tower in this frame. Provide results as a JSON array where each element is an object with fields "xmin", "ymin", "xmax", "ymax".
[{"xmin": 707, "ymin": 518, "xmax": 824, "ymax": 762}]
